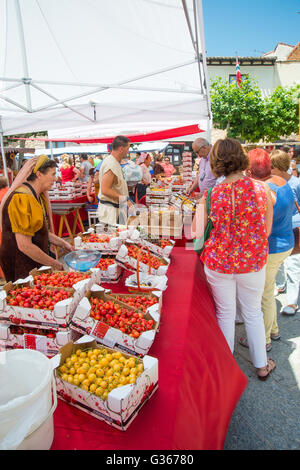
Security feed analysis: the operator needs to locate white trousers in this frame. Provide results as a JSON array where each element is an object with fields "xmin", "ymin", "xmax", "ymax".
[
  {"xmin": 204, "ymin": 265, "xmax": 267, "ymax": 368},
  {"xmin": 276, "ymin": 254, "xmax": 300, "ymax": 306}
]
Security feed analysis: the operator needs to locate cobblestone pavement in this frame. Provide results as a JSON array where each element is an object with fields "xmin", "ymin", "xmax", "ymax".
[{"xmin": 224, "ymin": 293, "xmax": 300, "ymax": 450}]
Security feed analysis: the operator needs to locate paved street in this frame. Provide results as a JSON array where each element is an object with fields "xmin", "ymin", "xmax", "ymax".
[{"xmin": 224, "ymin": 293, "xmax": 300, "ymax": 450}]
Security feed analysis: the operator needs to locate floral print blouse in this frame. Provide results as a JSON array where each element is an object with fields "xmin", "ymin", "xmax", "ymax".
[{"xmin": 201, "ymin": 177, "xmax": 268, "ymax": 274}]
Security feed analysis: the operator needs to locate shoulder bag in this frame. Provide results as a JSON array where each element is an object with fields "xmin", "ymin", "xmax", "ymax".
[{"xmin": 193, "ymin": 187, "xmax": 213, "ymax": 255}]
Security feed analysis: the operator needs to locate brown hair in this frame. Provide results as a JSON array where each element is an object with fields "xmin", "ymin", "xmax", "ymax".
[
  {"xmin": 111, "ymin": 135, "xmax": 130, "ymax": 150},
  {"xmin": 27, "ymin": 158, "xmax": 57, "ymax": 182},
  {"xmin": 270, "ymin": 150, "xmax": 291, "ymax": 172},
  {"xmin": 0, "ymin": 176, "xmax": 8, "ymax": 189},
  {"xmin": 210, "ymin": 138, "xmax": 249, "ymax": 177}
]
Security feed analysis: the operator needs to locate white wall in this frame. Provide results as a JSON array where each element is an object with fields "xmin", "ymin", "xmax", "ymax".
[
  {"xmin": 207, "ymin": 65, "xmax": 275, "ymax": 96},
  {"xmin": 263, "ymin": 44, "xmax": 294, "ymax": 61},
  {"xmin": 207, "ymin": 62, "xmax": 299, "ymax": 94},
  {"xmin": 275, "ymin": 62, "xmax": 300, "ymax": 88}
]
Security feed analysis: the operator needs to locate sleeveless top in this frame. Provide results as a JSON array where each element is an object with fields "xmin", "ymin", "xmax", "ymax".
[
  {"xmin": 201, "ymin": 177, "xmax": 268, "ymax": 274},
  {"xmin": 97, "ymin": 154, "xmax": 129, "ymax": 225},
  {"xmin": 60, "ymin": 166, "xmax": 75, "ymax": 184},
  {"xmin": 267, "ymin": 182, "xmax": 294, "ymax": 254},
  {"xmin": 0, "ymin": 186, "xmax": 49, "ymax": 282}
]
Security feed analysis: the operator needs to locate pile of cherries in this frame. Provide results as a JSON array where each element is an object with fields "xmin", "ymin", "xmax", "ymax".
[
  {"xmin": 6, "ymin": 285, "xmax": 72, "ymax": 310},
  {"xmin": 81, "ymin": 233, "xmax": 112, "ymax": 243},
  {"xmin": 126, "ymin": 244, "xmax": 166, "ymax": 270},
  {"xmin": 33, "ymin": 271, "xmax": 90, "ymax": 288},
  {"xmin": 95, "ymin": 257, "xmax": 116, "ymax": 271},
  {"xmin": 114, "ymin": 295, "xmax": 157, "ymax": 313},
  {"xmin": 90, "ymin": 297, "xmax": 155, "ymax": 338}
]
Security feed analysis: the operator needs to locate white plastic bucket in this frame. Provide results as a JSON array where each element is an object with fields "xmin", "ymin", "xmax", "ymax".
[{"xmin": 0, "ymin": 349, "xmax": 57, "ymax": 450}]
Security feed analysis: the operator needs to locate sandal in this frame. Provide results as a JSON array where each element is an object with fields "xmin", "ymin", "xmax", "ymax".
[
  {"xmin": 270, "ymin": 333, "xmax": 281, "ymax": 341},
  {"xmin": 239, "ymin": 337, "xmax": 248, "ymax": 348},
  {"xmin": 281, "ymin": 305, "xmax": 298, "ymax": 316},
  {"xmin": 257, "ymin": 358, "xmax": 276, "ymax": 381}
]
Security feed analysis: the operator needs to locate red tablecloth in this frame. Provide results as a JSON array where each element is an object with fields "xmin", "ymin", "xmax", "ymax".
[
  {"xmin": 51, "ymin": 248, "xmax": 248, "ymax": 450},
  {"xmin": 51, "ymin": 195, "xmax": 88, "ymax": 236}
]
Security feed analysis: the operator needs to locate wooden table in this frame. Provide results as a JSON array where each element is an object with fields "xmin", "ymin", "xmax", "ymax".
[{"xmin": 51, "ymin": 203, "xmax": 86, "ymax": 257}]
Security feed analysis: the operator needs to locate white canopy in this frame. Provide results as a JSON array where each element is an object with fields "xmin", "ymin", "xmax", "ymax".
[{"xmin": 0, "ymin": 0, "xmax": 211, "ymax": 137}]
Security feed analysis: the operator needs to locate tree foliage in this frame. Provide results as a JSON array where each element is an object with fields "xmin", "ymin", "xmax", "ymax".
[{"xmin": 210, "ymin": 76, "xmax": 300, "ymax": 143}]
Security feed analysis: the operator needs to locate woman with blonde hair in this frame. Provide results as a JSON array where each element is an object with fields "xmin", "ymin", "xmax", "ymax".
[
  {"xmin": 60, "ymin": 154, "xmax": 80, "ymax": 184},
  {"xmin": 192, "ymin": 138, "xmax": 275, "ymax": 380}
]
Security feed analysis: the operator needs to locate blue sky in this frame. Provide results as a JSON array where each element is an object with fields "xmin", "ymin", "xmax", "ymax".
[{"xmin": 202, "ymin": 0, "xmax": 300, "ymax": 57}]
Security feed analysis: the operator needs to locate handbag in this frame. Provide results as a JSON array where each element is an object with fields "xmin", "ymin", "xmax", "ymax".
[{"xmin": 193, "ymin": 187, "xmax": 213, "ymax": 254}]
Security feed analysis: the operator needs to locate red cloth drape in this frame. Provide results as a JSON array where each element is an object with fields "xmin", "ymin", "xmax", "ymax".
[
  {"xmin": 51, "ymin": 247, "xmax": 247, "ymax": 450},
  {"xmin": 10, "ymin": 124, "xmax": 203, "ymax": 145}
]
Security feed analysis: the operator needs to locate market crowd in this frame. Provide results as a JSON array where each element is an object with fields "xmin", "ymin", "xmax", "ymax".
[{"xmin": 0, "ymin": 135, "xmax": 299, "ymax": 382}]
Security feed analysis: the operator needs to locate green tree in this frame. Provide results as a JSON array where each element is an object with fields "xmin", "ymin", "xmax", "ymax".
[
  {"xmin": 210, "ymin": 76, "xmax": 266, "ymax": 142},
  {"xmin": 263, "ymin": 85, "xmax": 300, "ymax": 141},
  {"xmin": 210, "ymin": 77, "xmax": 300, "ymax": 143}
]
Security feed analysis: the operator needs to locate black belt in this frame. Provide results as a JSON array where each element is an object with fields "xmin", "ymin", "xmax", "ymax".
[{"xmin": 99, "ymin": 199, "xmax": 119, "ymax": 209}]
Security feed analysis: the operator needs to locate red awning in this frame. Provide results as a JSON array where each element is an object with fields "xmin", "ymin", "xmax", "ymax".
[{"xmin": 8, "ymin": 124, "xmax": 203, "ymax": 144}]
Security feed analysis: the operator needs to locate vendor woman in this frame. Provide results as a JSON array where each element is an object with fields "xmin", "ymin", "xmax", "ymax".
[{"xmin": 0, "ymin": 155, "xmax": 74, "ymax": 282}]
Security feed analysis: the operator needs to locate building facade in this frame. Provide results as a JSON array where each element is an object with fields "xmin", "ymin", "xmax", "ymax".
[{"xmin": 207, "ymin": 42, "xmax": 300, "ymax": 96}]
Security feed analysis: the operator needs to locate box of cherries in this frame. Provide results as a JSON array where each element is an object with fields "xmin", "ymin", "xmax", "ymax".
[
  {"xmin": 0, "ymin": 323, "xmax": 81, "ymax": 357},
  {"xmin": 70, "ymin": 285, "xmax": 159, "ymax": 357},
  {"xmin": 0, "ymin": 279, "xmax": 82, "ymax": 330},
  {"xmin": 74, "ymin": 229, "xmax": 121, "ymax": 253},
  {"xmin": 54, "ymin": 336, "xmax": 158, "ymax": 430},
  {"xmin": 139, "ymin": 237, "xmax": 175, "ymax": 258},
  {"xmin": 29, "ymin": 265, "xmax": 102, "ymax": 296},
  {"xmin": 94, "ymin": 255, "xmax": 123, "ymax": 284},
  {"xmin": 115, "ymin": 241, "xmax": 170, "ymax": 276}
]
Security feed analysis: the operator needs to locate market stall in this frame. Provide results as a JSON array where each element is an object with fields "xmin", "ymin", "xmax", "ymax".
[
  {"xmin": 0, "ymin": 220, "xmax": 248, "ymax": 450},
  {"xmin": 51, "ymin": 247, "xmax": 247, "ymax": 450}
]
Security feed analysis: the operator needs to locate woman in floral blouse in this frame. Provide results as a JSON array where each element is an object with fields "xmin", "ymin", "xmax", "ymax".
[{"xmin": 192, "ymin": 138, "xmax": 275, "ymax": 380}]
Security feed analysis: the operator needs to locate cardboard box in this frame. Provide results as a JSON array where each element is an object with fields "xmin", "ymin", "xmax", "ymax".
[
  {"xmin": 115, "ymin": 240, "xmax": 170, "ymax": 276},
  {"xmin": 128, "ymin": 210, "xmax": 183, "ymax": 238},
  {"xmin": 170, "ymin": 194, "xmax": 196, "ymax": 214},
  {"xmin": 70, "ymin": 285, "xmax": 159, "ymax": 356},
  {"xmin": 54, "ymin": 337, "xmax": 158, "ymax": 430},
  {"xmin": 146, "ymin": 195, "xmax": 170, "ymax": 205},
  {"xmin": 146, "ymin": 187, "xmax": 171, "ymax": 196},
  {"xmin": 95, "ymin": 255, "xmax": 123, "ymax": 284},
  {"xmin": 0, "ymin": 280, "xmax": 84, "ymax": 330},
  {"xmin": 139, "ymin": 237, "xmax": 175, "ymax": 258},
  {"xmin": 74, "ymin": 227, "xmax": 140, "ymax": 253},
  {"xmin": 0, "ymin": 323, "xmax": 81, "ymax": 357},
  {"xmin": 29, "ymin": 266, "xmax": 102, "ymax": 296},
  {"xmin": 74, "ymin": 229, "xmax": 120, "ymax": 253}
]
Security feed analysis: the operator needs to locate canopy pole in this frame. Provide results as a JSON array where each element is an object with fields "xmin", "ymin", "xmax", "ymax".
[
  {"xmin": 50, "ymin": 140, "xmax": 54, "ymax": 159},
  {"xmin": 14, "ymin": 0, "xmax": 32, "ymax": 111},
  {"xmin": 0, "ymin": 117, "xmax": 9, "ymax": 182},
  {"xmin": 194, "ymin": 0, "xmax": 212, "ymax": 122}
]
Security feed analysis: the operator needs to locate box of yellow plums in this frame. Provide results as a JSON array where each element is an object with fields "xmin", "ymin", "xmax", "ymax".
[{"xmin": 54, "ymin": 335, "xmax": 158, "ymax": 430}]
